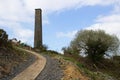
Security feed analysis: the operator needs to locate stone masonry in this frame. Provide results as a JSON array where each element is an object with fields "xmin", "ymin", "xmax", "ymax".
[{"xmin": 34, "ymin": 9, "xmax": 42, "ymax": 48}]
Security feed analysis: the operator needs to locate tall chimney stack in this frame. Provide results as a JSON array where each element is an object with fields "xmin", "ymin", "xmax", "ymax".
[{"xmin": 34, "ymin": 9, "xmax": 42, "ymax": 48}]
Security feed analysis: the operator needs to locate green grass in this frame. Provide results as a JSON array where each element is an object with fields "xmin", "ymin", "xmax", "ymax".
[
  {"xmin": 61, "ymin": 55, "xmax": 117, "ymax": 80},
  {"xmin": 36, "ymin": 50, "xmax": 119, "ymax": 80}
]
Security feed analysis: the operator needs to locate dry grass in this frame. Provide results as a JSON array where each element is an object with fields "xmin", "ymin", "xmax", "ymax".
[
  {"xmin": 54, "ymin": 56, "xmax": 89, "ymax": 80},
  {"xmin": 0, "ymin": 47, "xmax": 31, "ymax": 78},
  {"xmin": 63, "ymin": 63, "xmax": 89, "ymax": 80}
]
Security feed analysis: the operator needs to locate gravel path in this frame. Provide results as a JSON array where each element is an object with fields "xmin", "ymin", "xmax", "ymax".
[
  {"xmin": 36, "ymin": 55, "xmax": 63, "ymax": 80},
  {"xmin": 0, "ymin": 53, "xmax": 36, "ymax": 80},
  {"xmin": 12, "ymin": 49, "xmax": 46, "ymax": 80}
]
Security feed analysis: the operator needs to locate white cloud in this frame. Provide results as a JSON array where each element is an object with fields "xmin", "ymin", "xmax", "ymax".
[
  {"xmin": 86, "ymin": 14, "xmax": 120, "ymax": 40},
  {"xmin": 96, "ymin": 14, "xmax": 120, "ymax": 23},
  {"xmin": 0, "ymin": 20, "xmax": 34, "ymax": 43},
  {"xmin": 14, "ymin": 27, "xmax": 34, "ymax": 42},
  {"xmin": 56, "ymin": 30, "xmax": 78, "ymax": 38},
  {"xmin": 86, "ymin": 23, "xmax": 120, "ymax": 36},
  {"xmin": 0, "ymin": 0, "xmax": 32, "ymax": 23},
  {"xmin": 23, "ymin": 0, "xmax": 119, "ymax": 13},
  {"xmin": 85, "ymin": 0, "xmax": 120, "ymax": 40},
  {"xmin": 0, "ymin": 0, "xmax": 120, "ymax": 46},
  {"xmin": 83, "ymin": 0, "xmax": 120, "ymax": 55}
]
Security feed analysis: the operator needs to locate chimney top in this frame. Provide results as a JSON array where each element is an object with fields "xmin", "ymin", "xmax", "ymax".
[{"xmin": 35, "ymin": 8, "xmax": 42, "ymax": 11}]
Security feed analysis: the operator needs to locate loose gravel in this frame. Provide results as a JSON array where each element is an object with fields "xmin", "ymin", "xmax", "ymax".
[
  {"xmin": 0, "ymin": 54, "xmax": 36, "ymax": 80},
  {"xmin": 36, "ymin": 55, "xmax": 63, "ymax": 80},
  {"xmin": 1, "ymin": 53, "xmax": 63, "ymax": 80}
]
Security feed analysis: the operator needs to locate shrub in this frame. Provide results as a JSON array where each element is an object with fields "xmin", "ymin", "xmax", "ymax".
[
  {"xmin": 0, "ymin": 29, "xmax": 12, "ymax": 48},
  {"xmin": 64, "ymin": 30, "xmax": 120, "ymax": 63}
]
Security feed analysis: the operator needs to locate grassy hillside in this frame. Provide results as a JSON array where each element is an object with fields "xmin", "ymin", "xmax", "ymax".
[
  {"xmin": 41, "ymin": 50, "xmax": 120, "ymax": 80},
  {"xmin": 0, "ymin": 46, "xmax": 35, "ymax": 78},
  {"xmin": 0, "ymin": 29, "xmax": 35, "ymax": 79},
  {"xmin": 1, "ymin": 29, "xmax": 119, "ymax": 80}
]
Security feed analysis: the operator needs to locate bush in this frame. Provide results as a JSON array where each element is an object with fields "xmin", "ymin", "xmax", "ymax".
[
  {"xmin": 64, "ymin": 30, "xmax": 120, "ymax": 63},
  {"xmin": 0, "ymin": 29, "xmax": 12, "ymax": 48},
  {"xmin": 34, "ymin": 44, "xmax": 48, "ymax": 52}
]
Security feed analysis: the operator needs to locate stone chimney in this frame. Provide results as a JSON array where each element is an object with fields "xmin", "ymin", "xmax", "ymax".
[{"xmin": 34, "ymin": 9, "xmax": 42, "ymax": 48}]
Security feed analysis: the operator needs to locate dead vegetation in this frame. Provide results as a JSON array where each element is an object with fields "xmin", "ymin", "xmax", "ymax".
[{"xmin": 53, "ymin": 55, "xmax": 89, "ymax": 80}]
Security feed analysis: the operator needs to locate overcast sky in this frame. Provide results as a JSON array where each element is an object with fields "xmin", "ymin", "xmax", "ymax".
[{"xmin": 0, "ymin": 0, "xmax": 120, "ymax": 52}]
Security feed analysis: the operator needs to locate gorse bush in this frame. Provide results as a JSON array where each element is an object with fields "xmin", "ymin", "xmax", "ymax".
[
  {"xmin": 63, "ymin": 30, "xmax": 120, "ymax": 63},
  {"xmin": 0, "ymin": 29, "xmax": 13, "ymax": 49},
  {"xmin": 0, "ymin": 29, "xmax": 7, "ymax": 46},
  {"xmin": 35, "ymin": 44, "xmax": 48, "ymax": 52}
]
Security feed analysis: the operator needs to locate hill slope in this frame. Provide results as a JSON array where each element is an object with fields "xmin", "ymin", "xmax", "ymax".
[{"xmin": 0, "ymin": 47, "xmax": 36, "ymax": 80}]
